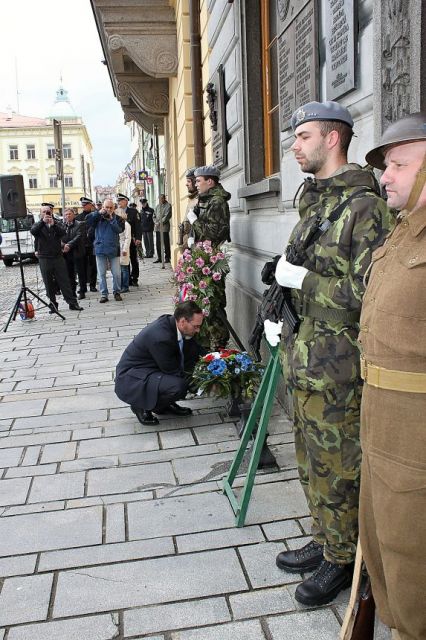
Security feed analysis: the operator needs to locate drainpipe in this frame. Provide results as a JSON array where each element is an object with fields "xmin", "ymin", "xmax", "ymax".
[{"xmin": 189, "ymin": 0, "xmax": 205, "ymax": 166}]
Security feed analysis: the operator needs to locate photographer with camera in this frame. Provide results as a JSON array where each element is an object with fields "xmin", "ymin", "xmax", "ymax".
[
  {"xmin": 31, "ymin": 205, "xmax": 83, "ymax": 312},
  {"xmin": 86, "ymin": 199, "xmax": 125, "ymax": 303}
]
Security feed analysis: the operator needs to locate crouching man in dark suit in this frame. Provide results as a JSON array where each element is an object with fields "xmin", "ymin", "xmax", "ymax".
[{"xmin": 115, "ymin": 301, "xmax": 205, "ymax": 426}]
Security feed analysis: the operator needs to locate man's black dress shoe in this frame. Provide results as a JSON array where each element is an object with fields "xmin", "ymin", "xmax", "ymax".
[
  {"xmin": 69, "ymin": 303, "xmax": 84, "ymax": 311},
  {"xmin": 276, "ymin": 540, "xmax": 324, "ymax": 573},
  {"xmin": 90, "ymin": 285, "xmax": 98, "ymax": 292},
  {"xmin": 78, "ymin": 292, "xmax": 86, "ymax": 300},
  {"xmin": 294, "ymin": 559, "xmax": 353, "ymax": 606},
  {"xmin": 156, "ymin": 403, "xmax": 192, "ymax": 416},
  {"xmin": 131, "ymin": 406, "xmax": 159, "ymax": 426}
]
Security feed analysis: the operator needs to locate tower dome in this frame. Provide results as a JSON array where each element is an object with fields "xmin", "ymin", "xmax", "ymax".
[{"xmin": 47, "ymin": 83, "xmax": 80, "ymax": 121}]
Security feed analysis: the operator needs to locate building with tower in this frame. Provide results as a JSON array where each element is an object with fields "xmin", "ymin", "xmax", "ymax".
[{"xmin": 0, "ymin": 84, "xmax": 94, "ymax": 214}]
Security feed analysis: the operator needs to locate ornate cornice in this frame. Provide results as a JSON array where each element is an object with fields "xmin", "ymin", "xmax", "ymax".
[
  {"xmin": 123, "ymin": 107, "xmax": 164, "ymax": 136},
  {"xmin": 108, "ymin": 34, "xmax": 177, "ymax": 78},
  {"xmin": 116, "ymin": 79, "xmax": 169, "ymax": 116}
]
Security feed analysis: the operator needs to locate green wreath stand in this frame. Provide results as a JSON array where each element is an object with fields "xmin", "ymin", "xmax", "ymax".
[{"xmin": 222, "ymin": 343, "xmax": 282, "ymax": 526}]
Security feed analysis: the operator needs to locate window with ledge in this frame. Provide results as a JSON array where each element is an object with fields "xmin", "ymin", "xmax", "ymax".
[
  {"xmin": 47, "ymin": 145, "xmax": 56, "ymax": 159},
  {"xmin": 49, "ymin": 176, "xmax": 58, "ymax": 188},
  {"xmin": 9, "ymin": 145, "xmax": 19, "ymax": 160},
  {"xmin": 64, "ymin": 174, "xmax": 73, "ymax": 187},
  {"xmin": 63, "ymin": 144, "xmax": 71, "ymax": 159},
  {"xmin": 27, "ymin": 145, "xmax": 36, "ymax": 160},
  {"xmin": 28, "ymin": 176, "xmax": 38, "ymax": 189}
]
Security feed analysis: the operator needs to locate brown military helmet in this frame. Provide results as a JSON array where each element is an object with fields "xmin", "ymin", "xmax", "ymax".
[{"xmin": 366, "ymin": 112, "xmax": 426, "ymax": 170}]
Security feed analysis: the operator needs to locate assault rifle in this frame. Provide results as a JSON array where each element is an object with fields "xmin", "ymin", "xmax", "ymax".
[{"xmin": 248, "ymin": 214, "xmax": 325, "ymax": 361}]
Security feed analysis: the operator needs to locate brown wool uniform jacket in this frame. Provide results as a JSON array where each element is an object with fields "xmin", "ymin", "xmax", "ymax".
[{"xmin": 358, "ymin": 204, "xmax": 426, "ymax": 639}]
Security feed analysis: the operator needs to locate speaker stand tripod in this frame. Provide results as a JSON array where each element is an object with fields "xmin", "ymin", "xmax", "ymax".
[{"xmin": 3, "ymin": 220, "xmax": 65, "ymax": 333}]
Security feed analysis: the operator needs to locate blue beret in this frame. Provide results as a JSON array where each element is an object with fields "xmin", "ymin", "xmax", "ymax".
[
  {"xmin": 194, "ymin": 165, "xmax": 221, "ymax": 178},
  {"xmin": 291, "ymin": 101, "xmax": 354, "ymax": 131}
]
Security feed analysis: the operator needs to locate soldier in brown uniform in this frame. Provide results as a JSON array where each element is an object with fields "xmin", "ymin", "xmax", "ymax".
[{"xmin": 359, "ymin": 113, "xmax": 426, "ymax": 640}]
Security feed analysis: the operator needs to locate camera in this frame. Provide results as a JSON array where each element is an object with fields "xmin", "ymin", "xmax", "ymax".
[{"xmin": 100, "ymin": 210, "xmax": 110, "ymax": 219}]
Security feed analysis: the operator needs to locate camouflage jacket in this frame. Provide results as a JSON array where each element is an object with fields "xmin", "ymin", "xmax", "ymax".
[
  {"xmin": 283, "ymin": 164, "xmax": 395, "ymax": 391},
  {"xmin": 192, "ymin": 183, "xmax": 231, "ymax": 246}
]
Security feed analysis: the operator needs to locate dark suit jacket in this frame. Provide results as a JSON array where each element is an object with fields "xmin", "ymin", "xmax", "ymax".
[{"xmin": 115, "ymin": 314, "xmax": 203, "ymax": 410}]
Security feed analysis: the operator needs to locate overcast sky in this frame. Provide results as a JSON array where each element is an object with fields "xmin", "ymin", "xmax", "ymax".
[{"xmin": 0, "ymin": 0, "xmax": 131, "ymax": 186}]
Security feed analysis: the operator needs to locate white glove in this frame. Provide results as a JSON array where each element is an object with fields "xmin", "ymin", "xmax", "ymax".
[
  {"xmin": 187, "ymin": 209, "xmax": 197, "ymax": 225},
  {"xmin": 275, "ymin": 256, "xmax": 308, "ymax": 290},
  {"xmin": 187, "ymin": 236, "xmax": 195, "ymax": 248},
  {"xmin": 264, "ymin": 319, "xmax": 283, "ymax": 347}
]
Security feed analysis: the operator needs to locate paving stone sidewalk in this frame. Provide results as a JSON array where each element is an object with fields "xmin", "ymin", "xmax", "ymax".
[{"xmin": 0, "ymin": 260, "xmax": 391, "ymax": 640}]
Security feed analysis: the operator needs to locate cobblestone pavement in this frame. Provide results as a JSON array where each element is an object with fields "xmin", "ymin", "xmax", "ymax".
[{"xmin": 0, "ymin": 259, "xmax": 391, "ymax": 639}]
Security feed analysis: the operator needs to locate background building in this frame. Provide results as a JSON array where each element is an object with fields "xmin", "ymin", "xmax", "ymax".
[{"xmin": 0, "ymin": 85, "xmax": 94, "ymax": 214}]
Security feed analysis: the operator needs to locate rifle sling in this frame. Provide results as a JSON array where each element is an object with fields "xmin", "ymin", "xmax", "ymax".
[{"xmin": 294, "ymin": 299, "xmax": 360, "ymax": 325}]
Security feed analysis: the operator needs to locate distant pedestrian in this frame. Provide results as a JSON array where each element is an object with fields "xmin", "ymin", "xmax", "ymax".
[
  {"xmin": 116, "ymin": 209, "xmax": 132, "ymax": 293},
  {"xmin": 153, "ymin": 194, "xmax": 172, "ymax": 263},
  {"xmin": 140, "ymin": 198, "xmax": 155, "ymax": 258},
  {"xmin": 117, "ymin": 194, "xmax": 142, "ymax": 287},
  {"xmin": 62, "ymin": 208, "xmax": 86, "ymax": 299}
]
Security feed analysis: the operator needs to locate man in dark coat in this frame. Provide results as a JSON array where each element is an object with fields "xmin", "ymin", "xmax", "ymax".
[
  {"xmin": 117, "ymin": 194, "xmax": 142, "ymax": 286},
  {"xmin": 76, "ymin": 196, "xmax": 97, "ymax": 292},
  {"xmin": 115, "ymin": 301, "xmax": 205, "ymax": 426},
  {"xmin": 140, "ymin": 198, "xmax": 155, "ymax": 258},
  {"xmin": 62, "ymin": 208, "xmax": 86, "ymax": 299}
]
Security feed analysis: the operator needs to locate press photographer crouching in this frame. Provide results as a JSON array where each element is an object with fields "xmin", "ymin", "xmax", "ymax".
[
  {"xmin": 31, "ymin": 205, "xmax": 83, "ymax": 313},
  {"xmin": 115, "ymin": 301, "xmax": 206, "ymax": 426}
]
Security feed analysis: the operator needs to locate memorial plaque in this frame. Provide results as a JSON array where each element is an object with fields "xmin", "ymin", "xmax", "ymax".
[
  {"xmin": 278, "ymin": 0, "xmax": 319, "ymax": 130},
  {"xmin": 206, "ymin": 65, "xmax": 227, "ymax": 169},
  {"xmin": 325, "ymin": 0, "xmax": 356, "ymax": 100},
  {"xmin": 278, "ymin": 0, "xmax": 311, "ymax": 33}
]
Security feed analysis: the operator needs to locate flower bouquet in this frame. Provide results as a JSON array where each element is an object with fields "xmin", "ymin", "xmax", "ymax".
[
  {"xmin": 191, "ymin": 349, "xmax": 264, "ymax": 402},
  {"xmin": 173, "ymin": 241, "xmax": 230, "ymax": 344}
]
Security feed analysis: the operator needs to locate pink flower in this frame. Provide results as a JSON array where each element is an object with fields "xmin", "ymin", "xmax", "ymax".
[
  {"xmin": 189, "ymin": 294, "xmax": 198, "ymax": 302},
  {"xmin": 209, "ymin": 255, "xmax": 218, "ymax": 264},
  {"xmin": 212, "ymin": 272, "xmax": 222, "ymax": 281},
  {"xmin": 172, "ymin": 295, "xmax": 180, "ymax": 304},
  {"xmin": 199, "ymin": 280, "xmax": 207, "ymax": 289},
  {"xmin": 184, "ymin": 254, "xmax": 192, "ymax": 262},
  {"xmin": 196, "ymin": 242, "xmax": 203, "ymax": 248},
  {"xmin": 202, "ymin": 266, "xmax": 211, "ymax": 275},
  {"xmin": 195, "ymin": 257, "xmax": 205, "ymax": 268},
  {"xmin": 177, "ymin": 272, "xmax": 186, "ymax": 282},
  {"xmin": 203, "ymin": 309, "xmax": 210, "ymax": 317},
  {"xmin": 186, "ymin": 266, "xmax": 194, "ymax": 274},
  {"xmin": 183, "ymin": 249, "xmax": 191, "ymax": 257},
  {"xmin": 216, "ymin": 252, "xmax": 225, "ymax": 260},
  {"xmin": 177, "ymin": 258, "xmax": 184, "ymax": 266},
  {"xmin": 202, "ymin": 297, "xmax": 210, "ymax": 305},
  {"xmin": 204, "ymin": 246, "xmax": 213, "ymax": 254},
  {"xmin": 186, "ymin": 282, "xmax": 194, "ymax": 290}
]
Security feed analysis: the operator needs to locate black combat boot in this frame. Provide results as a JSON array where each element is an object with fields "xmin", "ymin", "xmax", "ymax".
[
  {"xmin": 276, "ymin": 539, "xmax": 323, "ymax": 573},
  {"xmin": 294, "ymin": 559, "xmax": 353, "ymax": 606}
]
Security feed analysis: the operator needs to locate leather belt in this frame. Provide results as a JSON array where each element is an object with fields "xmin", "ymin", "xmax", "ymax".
[
  {"xmin": 294, "ymin": 299, "xmax": 360, "ymax": 325},
  {"xmin": 360, "ymin": 357, "xmax": 426, "ymax": 393}
]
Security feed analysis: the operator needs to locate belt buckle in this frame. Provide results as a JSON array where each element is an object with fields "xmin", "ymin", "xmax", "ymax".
[{"xmin": 360, "ymin": 355, "xmax": 367, "ymax": 382}]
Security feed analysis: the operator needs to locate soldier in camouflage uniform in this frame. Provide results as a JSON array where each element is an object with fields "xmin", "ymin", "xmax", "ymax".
[
  {"xmin": 271, "ymin": 102, "xmax": 395, "ymax": 606},
  {"xmin": 186, "ymin": 165, "xmax": 231, "ymax": 349}
]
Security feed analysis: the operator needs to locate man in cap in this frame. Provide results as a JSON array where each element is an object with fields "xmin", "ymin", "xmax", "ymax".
[
  {"xmin": 140, "ymin": 198, "xmax": 155, "ymax": 258},
  {"xmin": 153, "ymin": 194, "xmax": 172, "ymax": 263},
  {"xmin": 76, "ymin": 197, "xmax": 97, "ymax": 292},
  {"xmin": 355, "ymin": 113, "xmax": 426, "ymax": 640},
  {"xmin": 179, "ymin": 167, "xmax": 199, "ymax": 249},
  {"xmin": 271, "ymin": 101, "xmax": 394, "ymax": 605},
  {"xmin": 117, "ymin": 194, "xmax": 142, "ymax": 286},
  {"xmin": 31, "ymin": 204, "xmax": 83, "ymax": 312}
]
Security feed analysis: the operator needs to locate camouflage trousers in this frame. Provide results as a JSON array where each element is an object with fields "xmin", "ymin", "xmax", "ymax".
[
  {"xmin": 291, "ymin": 382, "xmax": 362, "ymax": 564},
  {"xmin": 198, "ymin": 277, "xmax": 230, "ymax": 351}
]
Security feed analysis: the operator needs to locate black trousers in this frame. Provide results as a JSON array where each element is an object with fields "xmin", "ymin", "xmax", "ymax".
[
  {"xmin": 155, "ymin": 231, "xmax": 171, "ymax": 261},
  {"xmin": 152, "ymin": 374, "xmax": 188, "ymax": 412},
  {"xmin": 83, "ymin": 249, "xmax": 97, "ymax": 288},
  {"xmin": 142, "ymin": 231, "xmax": 154, "ymax": 257},
  {"xmin": 64, "ymin": 253, "xmax": 86, "ymax": 295},
  {"xmin": 38, "ymin": 256, "xmax": 76, "ymax": 306},
  {"xmin": 129, "ymin": 241, "xmax": 139, "ymax": 283}
]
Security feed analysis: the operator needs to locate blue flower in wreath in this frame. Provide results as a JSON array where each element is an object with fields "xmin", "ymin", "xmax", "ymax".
[
  {"xmin": 207, "ymin": 359, "xmax": 227, "ymax": 376},
  {"xmin": 235, "ymin": 353, "xmax": 253, "ymax": 371}
]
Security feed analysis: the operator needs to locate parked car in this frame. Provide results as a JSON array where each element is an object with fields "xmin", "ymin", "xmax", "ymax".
[{"xmin": 0, "ymin": 210, "xmax": 39, "ymax": 267}]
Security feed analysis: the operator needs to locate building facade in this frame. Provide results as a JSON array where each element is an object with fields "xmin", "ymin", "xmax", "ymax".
[
  {"xmin": 0, "ymin": 86, "xmax": 94, "ymax": 214},
  {"xmin": 91, "ymin": 0, "xmax": 425, "ymax": 345}
]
